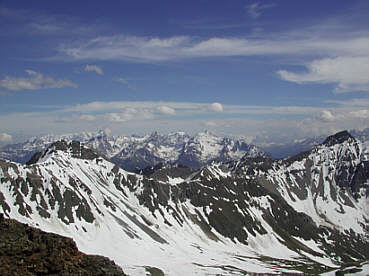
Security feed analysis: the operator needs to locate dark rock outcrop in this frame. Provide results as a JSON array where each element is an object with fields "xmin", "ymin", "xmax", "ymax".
[
  {"xmin": 322, "ymin": 130, "xmax": 354, "ymax": 147},
  {"xmin": 0, "ymin": 214, "xmax": 127, "ymax": 276}
]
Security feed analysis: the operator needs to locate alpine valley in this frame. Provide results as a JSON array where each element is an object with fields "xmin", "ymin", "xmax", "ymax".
[{"xmin": 0, "ymin": 130, "xmax": 369, "ymax": 275}]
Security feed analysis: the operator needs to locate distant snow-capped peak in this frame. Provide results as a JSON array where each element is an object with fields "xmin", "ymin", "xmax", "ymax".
[{"xmin": 0, "ymin": 131, "xmax": 267, "ymax": 171}]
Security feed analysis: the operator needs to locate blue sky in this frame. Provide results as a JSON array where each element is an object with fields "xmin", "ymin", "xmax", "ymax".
[{"xmin": 0, "ymin": 0, "xmax": 368, "ymax": 144}]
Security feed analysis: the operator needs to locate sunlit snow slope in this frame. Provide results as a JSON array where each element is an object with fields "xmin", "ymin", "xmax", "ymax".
[{"xmin": 0, "ymin": 131, "xmax": 368, "ymax": 275}]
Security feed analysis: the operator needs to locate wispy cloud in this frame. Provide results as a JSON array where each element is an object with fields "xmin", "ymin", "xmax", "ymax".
[
  {"xmin": 61, "ymin": 100, "xmax": 326, "ymax": 117},
  {"xmin": 325, "ymin": 98, "xmax": 369, "ymax": 107},
  {"xmin": 0, "ymin": 70, "xmax": 77, "ymax": 91},
  {"xmin": 79, "ymin": 114, "xmax": 96, "ymax": 121},
  {"xmin": 117, "ymin": 77, "xmax": 136, "ymax": 90},
  {"xmin": 57, "ymin": 33, "xmax": 369, "ymax": 62},
  {"xmin": 84, "ymin": 65, "xmax": 104, "ymax": 75},
  {"xmin": 278, "ymin": 56, "xmax": 369, "ymax": 93},
  {"xmin": 246, "ymin": 2, "xmax": 276, "ymax": 19},
  {"xmin": 0, "ymin": 7, "xmax": 102, "ymax": 37},
  {"xmin": 105, "ymin": 108, "xmax": 155, "ymax": 122},
  {"xmin": 177, "ymin": 17, "xmax": 247, "ymax": 30},
  {"xmin": 204, "ymin": 121, "xmax": 217, "ymax": 128},
  {"xmin": 349, "ymin": 109, "xmax": 369, "ymax": 119}
]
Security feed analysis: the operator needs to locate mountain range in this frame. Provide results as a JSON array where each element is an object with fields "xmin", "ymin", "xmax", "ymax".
[
  {"xmin": 2, "ymin": 128, "xmax": 369, "ymax": 168},
  {"xmin": 0, "ymin": 130, "xmax": 368, "ymax": 275},
  {"xmin": 0, "ymin": 130, "xmax": 267, "ymax": 171}
]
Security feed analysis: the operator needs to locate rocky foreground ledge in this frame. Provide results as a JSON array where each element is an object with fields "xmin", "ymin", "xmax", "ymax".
[{"xmin": 0, "ymin": 214, "xmax": 127, "ymax": 276}]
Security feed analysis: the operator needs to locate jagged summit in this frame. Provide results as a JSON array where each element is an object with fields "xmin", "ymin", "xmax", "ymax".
[
  {"xmin": 323, "ymin": 130, "xmax": 354, "ymax": 146},
  {"xmin": 26, "ymin": 140, "xmax": 102, "ymax": 165}
]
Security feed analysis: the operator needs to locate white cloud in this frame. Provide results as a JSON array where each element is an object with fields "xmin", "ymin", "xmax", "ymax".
[
  {"xmin": 63, "ymin": 100, "xmax": 326, "ymax": 117},
  {"xmin": 117, "ymin": 77, "xmax": 136, "ymax": 90},
  {"xmin": 0, "ymin": 133, "xmax": 12, "ymax": 143},
  {"xmin": 65, "ymin": 101, "xmax": 127, "ymax": 113},
  {"xmin": 59, "ymin": 36, "xmax": 191, "ymax": 62},
  {"xmin": 2, "ymin": 100, "xmax": 369, "ymax": 143},
  {"xmin": 0, "ymin": 7, "xmax": 103, "ymax": 37},
  {"xmin": 278, "ymin": 56, "xmax": 369, "ymax": 93},
  {"xmin": 118, "ymin": 78, "xmax": 129, "ymax": 84},
  {"xmin": 84, "ymin": 65, "xmax": 104, "ymax": 75},
  {"xmin": 246, "ymin": 2, "xmax": 276, "ymax": 19},
  {"xmin": 79, "ymin": 114, "xmax": 96, "ymax": 121},
  {"xmin": 157, "ymin": 105, "xmax": 176, "ymax": 115},
  {"xmin": 325, "ymin": 98, "xmax": 369, "ymax": 107},
  {"xmin": 349, "ymin": 109, "xmax": 369, "ymax": 119},
  {"xmin": 105, "ymin": 108, "xmax": 155, "ymax": 122},
  {"xmin": 105, "ymin": 113, "xmax": 129, "ymax": 122},
  {"xmin": 57, "ymin": 34, "xmax": 369, "ymax": 62},
  {"xmin": 0, "ymin": 70, "xmax": 77, "ymax": 91},
  {"xmin": 64, "ymin": 101, "xmax": 199, "ymax": 113},
  {"xmin": 315, "ymin": 110, "xmax": 336, "ymax": 122},
  {"xmin": 204, "ymin": 121, "xmax": 217, "ymax": 128},
  {"xmin": 204, "ymin": 102, "xmax": 223, "ymax": 112}
]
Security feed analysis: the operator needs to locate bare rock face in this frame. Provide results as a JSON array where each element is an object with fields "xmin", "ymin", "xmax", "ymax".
[
  {"xmin": 0, "ymin": 214, "xmax": 127, "ymax": 276},
  {"xmin": 322, "ymin": 130, "xmax": 354, "ymax": 147}
]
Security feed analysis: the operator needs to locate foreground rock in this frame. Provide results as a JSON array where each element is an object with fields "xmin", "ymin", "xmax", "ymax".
[{"xmin": 0, "ymin": 214, "xmax": 127, "ymax": 276}]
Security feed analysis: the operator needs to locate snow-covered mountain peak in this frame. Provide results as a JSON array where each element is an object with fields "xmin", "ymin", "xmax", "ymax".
[{"xmin": 27, "ymin": 140, "xmax": 102, "ymax": 165}]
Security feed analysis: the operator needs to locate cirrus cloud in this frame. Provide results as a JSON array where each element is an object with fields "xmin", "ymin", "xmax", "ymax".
[
  {"xmin": 84, "ymin": 64, "xmax": 104, "ymax": 75},
  {"xmin": 57, "ymin": 34, "xmax": 369, "ymax": 62},
  {"xmin": 0, "ymin": 70, "xmax": 77, "ymax": 91},
  {"xmin": 105, "ymin": 108, "xmax": 155, "ymax": 122},
  {"xmin": 117, "ymin": 77, "xmax": 136, "ymax": 90},
  {"xmin": 246, "ymin": 2, "xmax": 276, "ymax": 19},
  {"xmin": 79, "ymin": 114, "xmax": 96, "ymax": 121}
]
